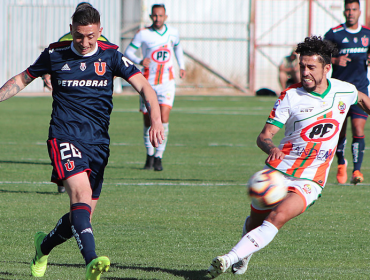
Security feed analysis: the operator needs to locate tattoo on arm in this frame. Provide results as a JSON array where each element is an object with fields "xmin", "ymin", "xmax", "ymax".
[
  {"xmin": 258, "ymin": 136, "xmax": 276, "ymax": 155},
  {"xmin": 0, "ymin": 71, "xmax": 33, "ymax": 102},
  {"xmin": 0, "ymin": 77, "xmax": 21, "ymax": 102},
  {"xmin": 22, "ymin": 71, "xmax": 33, "ymax": 85},
  {"xmin": 139, "ymin": 90, "xmax": 152, "ymax": 116}
]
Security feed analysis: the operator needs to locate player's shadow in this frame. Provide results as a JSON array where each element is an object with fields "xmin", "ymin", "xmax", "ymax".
[
  {"xmin": 0, "ymin": 160, "xmax": 50, "ymax": 166},
  {"xmin": 108, "ymin": 263, "xmax": 209, "ymax": 280},
  {"xmin": 0, "ymin": 189, "xmax": 61, "ymax": 196}
]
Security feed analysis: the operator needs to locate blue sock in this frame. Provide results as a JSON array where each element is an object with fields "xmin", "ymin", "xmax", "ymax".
[
  {"xmin": 352, "ymin": 136, "xmax": 365, "ymax": 171},
  {"xmin": 336, "ymin": 136, "xmax": 347, "ymax": 165},
  {"xmin": 70, "ymin": 203, "xmax": 97, "ymax": 265},
  {"xmin": 40, "ymin": 213, "xmax": 73, "ymax": 255}
]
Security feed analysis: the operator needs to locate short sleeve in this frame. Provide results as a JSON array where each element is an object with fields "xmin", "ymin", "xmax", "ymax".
[
  {"xmin": 112, "ymin": 50, "xmax": 141, "ymax": 80},
  {"xmin": 26, "ymin": 48, "xmax": 51, "ymax": 78},
  {"xmin": 130, "ymin": 30, "xmax": 143, "ymax": 49},
  {"xmin": 266, "ymin": 92, "xmax": 290, "ymax": 128}
]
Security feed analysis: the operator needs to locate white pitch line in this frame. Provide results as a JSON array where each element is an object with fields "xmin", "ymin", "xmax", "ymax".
[{"xmin": 0, "ymin": 181, "xmax": 244, "ymax": 187}]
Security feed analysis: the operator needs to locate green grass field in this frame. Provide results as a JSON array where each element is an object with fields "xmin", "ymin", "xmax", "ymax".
[{"xmin": 1, "ymin": 95, "xmax": 370, "ymax": 280}]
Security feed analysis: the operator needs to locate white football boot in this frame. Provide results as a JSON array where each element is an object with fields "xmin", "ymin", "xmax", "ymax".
[{"xmin": 207, "ymin": 256, "xmax": 231, "ymax": 278}]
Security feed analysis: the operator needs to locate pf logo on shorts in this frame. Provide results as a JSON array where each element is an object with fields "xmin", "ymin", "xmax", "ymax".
[{"xmin": 300, "ymin": 119, "xmax": 339, "ymax": 142}]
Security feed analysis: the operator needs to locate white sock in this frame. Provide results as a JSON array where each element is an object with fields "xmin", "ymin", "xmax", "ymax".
[
  {"xmin": 225, "ymin": 220, "xmax": 278, "ymax": 263},
  {"xmin": 154, "ymin": 123, "xmax": 169, "ymax": 158},
  {"xmin": 143, "ymin": 125, "xmax": 154, "ymax": 156}
]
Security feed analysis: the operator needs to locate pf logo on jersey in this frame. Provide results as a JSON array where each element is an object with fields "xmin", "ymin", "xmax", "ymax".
[
  {"xmin": 300, "ymin": 119, "xmax": 339, "ymax": 142},
  {"xmin": 151, "ymin": 48, "xmax": 171, "ymax": 64}
]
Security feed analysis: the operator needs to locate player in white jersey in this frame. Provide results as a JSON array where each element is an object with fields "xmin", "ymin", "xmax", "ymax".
[
  {"xmin": 124, "ymin": 4, "xmax": 186, "ymax": 171},
  {"xmin": 207, "ymin": 36, "xmax": 370, "ymax": 279}
]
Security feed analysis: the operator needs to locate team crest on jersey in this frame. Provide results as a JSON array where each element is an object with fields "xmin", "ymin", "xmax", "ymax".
[
  {"xmin": 64, "ymin": 160, "xmax": 75, "ymax": 171},
  {"xmin": 273, "ymin": 99, "xmax": 281, "ymax": 109},
  {"xmin": 300, "ymin": 119, "xmax": 340, "ymax": 142},
  {"xmin": 94, "ymin": 60, "xmax": 106, "ymax": 76},
  {"xmin": 362, "ymin": 36, "xmax": 369, "ymax": 47},
  {"xmin": 302, "ymin": 184, "xmax": 312, "ymax": 194},
  {"xmin": 80, "ymin": 63, "xmax": 86, "ymax": 71},
  {"xmin": 338, "ymin": 101, "xmax": 346, "ymax": 114},
  {"xmin": 151, "ymin": 47, "xmax": 171, "ymax": 64}
]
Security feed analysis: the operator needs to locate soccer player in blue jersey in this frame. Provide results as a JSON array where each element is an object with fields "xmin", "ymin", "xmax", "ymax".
[
  {"xmin": 0, "ymin": 5, "xmax": 164, "ymax": 280},
  {"xmin": 42, "ymin": 2, "xmax": 110, "ymax": 194},
  {"xmin": 324, "ymin": 0, "xmax": 370, "ymax": 185}
]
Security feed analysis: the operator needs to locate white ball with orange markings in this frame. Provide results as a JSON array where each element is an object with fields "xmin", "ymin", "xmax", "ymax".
[{"xmin": 247, "ymin": 169, "xmax": 287, "ymax": 209}]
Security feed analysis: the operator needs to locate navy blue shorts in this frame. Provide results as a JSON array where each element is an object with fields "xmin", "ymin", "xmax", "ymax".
[
  {"xmin": 347, "ymin": 103, "xmax": 368, "ymax": 120},
  {"xmin": 47, "ymin": 138, "xmax": 110, "ymax": 200}
]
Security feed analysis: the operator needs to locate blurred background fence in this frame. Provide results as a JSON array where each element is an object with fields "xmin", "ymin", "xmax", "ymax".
[{"xmin": 0, "ymin": 0, "xmax": 369, "ymax": 94}]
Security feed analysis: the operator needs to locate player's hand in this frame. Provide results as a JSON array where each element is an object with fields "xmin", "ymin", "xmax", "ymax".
[
  {"xmin": 141, "ymin": 58, "xmax": 151, "ymax": 68},
  {"xmin": 179, "ymin": 69, "xmax": 186, "ymax": 79},
  {"xmin": 265, "ymin": 147, "xmax": 285, "ymax": 163},
  {"xmin": 149, "ymin": 120, "xmax": 164, "ymax": 148},
  {"xmin": 335, "ymin": 54, "xmax": 351, "ymax": 67}
]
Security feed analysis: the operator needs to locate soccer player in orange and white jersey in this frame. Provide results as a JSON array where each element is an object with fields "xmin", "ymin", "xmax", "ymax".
[
  {"xmin": 207, "ymin": 36, "xmax": 370, "ymax": 278},
  {"xmin": 124, "ymin": 3, "xmax": 186, "ymax": 171}
]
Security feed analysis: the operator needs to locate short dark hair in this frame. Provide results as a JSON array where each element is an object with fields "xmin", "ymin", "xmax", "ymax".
[
  {"xmin": 72, "ymin": 5, "xmax": 100, "ymax": 25},
  {"xmin": 345, "ymin": 0, "xmax": 360, "ymax": 6},
  {"xmin": 295, "ymin": 36, "xmax": 337, "ymax": 65},
  {"xmin": 75, "ymin": 2, "xmax": 93, "ymax": 11},
  {"xmin": 152, "ymin": 3, "xmax": 166, "ymax": 13}
]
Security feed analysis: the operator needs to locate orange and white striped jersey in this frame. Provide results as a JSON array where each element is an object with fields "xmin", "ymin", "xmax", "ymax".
[
  {"xmin": 124, "ymin": 25, "xmax": 185, "ymax": 86},
  {"xmin": 266, "ymin": 78, "xmax": 358, "ymax": 187}
]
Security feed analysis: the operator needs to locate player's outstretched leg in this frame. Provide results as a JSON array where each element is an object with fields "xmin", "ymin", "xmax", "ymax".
[
  {"xmin": 58, "ymin": 185, "xmax": 66, "ymax": 193},
  {"xmin": 207, "ymin": 255, "xmax": 231, "ymax": 278},
  {"xmin": 85, "ymin": 256, "xmax": 110, "ymax": 280},
  {"xmin": 231, "ymin": 216, "xmax": 253, "ymax": 275},
  {"xmin": 30, "ymin": 232, "xmax": 49, "ymax": 277}
]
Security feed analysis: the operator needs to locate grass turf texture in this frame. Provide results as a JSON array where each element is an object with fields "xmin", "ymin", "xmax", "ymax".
[{"xmin": 0, "ymin": 95, "xmax": 370, "ymax": 279}]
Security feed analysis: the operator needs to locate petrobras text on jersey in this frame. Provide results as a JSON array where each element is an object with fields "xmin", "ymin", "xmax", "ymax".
[
  {"xmin": 58, "ymin": 79, "xmax": 108, "ymax": 87},
  {"xmin": 338, "ymin": 47, "xmax": 368, "ymax": 54}
]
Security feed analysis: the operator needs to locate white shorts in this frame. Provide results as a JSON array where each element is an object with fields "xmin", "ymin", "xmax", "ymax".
[
  {"xmin": 251, "ymin": 171, "xmax": 322, "ymax": 213},
  {"xmin": 140, "ymin": 80, "xmax": 176, "ymax": 114}
]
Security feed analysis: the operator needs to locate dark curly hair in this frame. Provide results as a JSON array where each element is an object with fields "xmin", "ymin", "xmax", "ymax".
[{"xmin": 295, "ymin": 36, "xmax": 337, "ymax": 65}]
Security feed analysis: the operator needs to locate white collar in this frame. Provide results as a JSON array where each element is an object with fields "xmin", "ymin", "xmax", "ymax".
[
  {"xmin": 71, "ymin": 42, "xmax": 99, "ymax": 57},
  {"xmin": 343, "ymin": 23, "xmax": 362, "ymax": 34}
]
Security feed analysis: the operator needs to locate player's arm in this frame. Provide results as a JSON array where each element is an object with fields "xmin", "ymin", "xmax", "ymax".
[
  {"xmin": 174, "ymin": 43, "xmax": 186, "ymax": 78},
  {"xmin": 357, "ymin": 91, "xmax": 370, "ymax": 114},
  {"xmin": 257, "ymin": 123, "xmax": 284, "ymax": 163},
  {"xmin": 0, "ymin": 71, "xmax": 34, "ymax": 102},
  {"xmin": 127, "ymin": 73, "xmax": 164, "ymax": 147}
]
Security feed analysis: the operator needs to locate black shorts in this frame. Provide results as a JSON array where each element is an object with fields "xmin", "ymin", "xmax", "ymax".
[{"xmin": 47, "ymin": 138, "xmax": 110, "ymax": 200}]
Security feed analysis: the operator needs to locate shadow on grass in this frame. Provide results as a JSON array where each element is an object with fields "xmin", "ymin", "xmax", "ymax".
[
  {"xmin": 108, "ymin": 263, "xmax": 210, "ymax": 280},
  {"xmin": 0, "ymin": 189, "xmax": 60, "ymax": 195},
  {"xmin": 16, "ymin": 262, "xmax": 210, "ymax": 280},
  {"xmin": 0, "ymin": 160, "xmax": 50, "ymax": 166}
]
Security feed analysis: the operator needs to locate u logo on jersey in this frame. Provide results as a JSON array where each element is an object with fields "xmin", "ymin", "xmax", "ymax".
[
  {"xmin": 94, "ymin": 61, "xmax": 106, "ymax": 76},
  {"xmin": 300, "ymin": 119, "xmax": 340, "ymax": 142},
  {"xmin": 362, "ymin": 36, "xmax": 369, "ymax": 47},
  {"xmin": 64, "ymin": 160, "xmax": 75, "ymax": 171},
  {"xmin": 151, "ymin": 48, "xmax": 171, "ymax": 64}
]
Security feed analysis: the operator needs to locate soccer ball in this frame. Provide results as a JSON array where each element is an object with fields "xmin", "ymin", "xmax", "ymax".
[{"xmin": 247, "ymin": 169, "xmax": 287, "ymax": 209}]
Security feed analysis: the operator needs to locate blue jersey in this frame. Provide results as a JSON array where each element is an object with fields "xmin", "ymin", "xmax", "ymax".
[
  {"xmin": 324, "ymin": 24, "xmax": 370, "ymax": 93},
  {"xmin": 27, "ymin": 41, "xmax": 140, "ymax": 145}
]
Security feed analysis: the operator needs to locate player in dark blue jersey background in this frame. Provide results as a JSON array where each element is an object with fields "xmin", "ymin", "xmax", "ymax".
[
  {"xmin": 324, "ymin": 0, "xmax": 370, "ymax": 185},
  {"xmin": 0, "ymin": 5, "xmax": 164, "ymax": 280}
]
